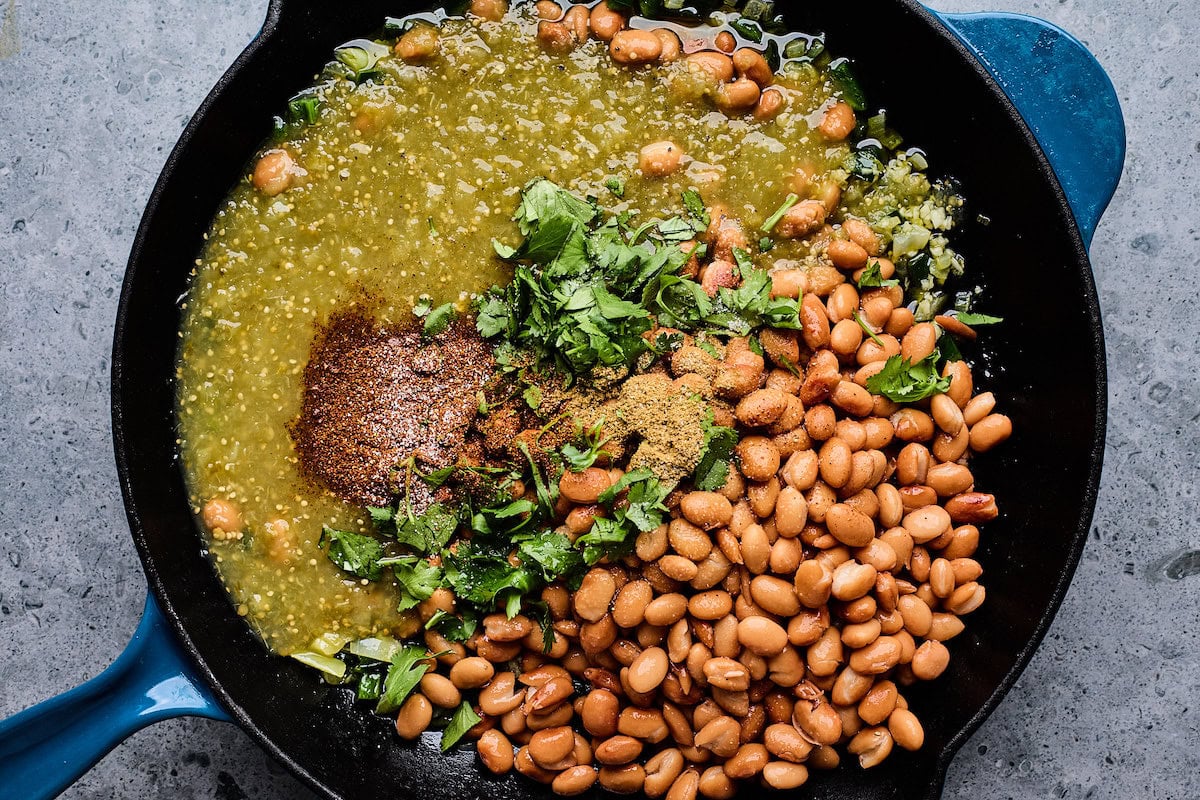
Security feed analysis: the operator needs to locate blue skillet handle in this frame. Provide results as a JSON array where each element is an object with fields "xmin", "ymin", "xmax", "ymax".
[
  {"xmin": 934, "ymin": 11, "xmax": 1126, "ymax": 248},
  {"xmin": 0, "ymin": 593, "xmax": 229, "ymax": 800}
]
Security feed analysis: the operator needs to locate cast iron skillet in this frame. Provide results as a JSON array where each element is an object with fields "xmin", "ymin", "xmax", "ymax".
[{"xmin": 0, "ymin": 1, "xmax": 1124, "ymax": 798}]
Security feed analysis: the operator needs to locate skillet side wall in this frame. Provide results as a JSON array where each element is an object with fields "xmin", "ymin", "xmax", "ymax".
[{"xmin": 112, "ymin": 1, "xmax": 1103, "ymax": 798}]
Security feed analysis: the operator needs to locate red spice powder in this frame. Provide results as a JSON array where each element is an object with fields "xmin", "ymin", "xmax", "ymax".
[{"xmin": 292, "ymin": 311, "xmax": 494, "ymax": 508}]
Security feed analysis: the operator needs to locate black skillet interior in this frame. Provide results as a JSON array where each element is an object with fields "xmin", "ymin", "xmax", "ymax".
[{"xmin": 112, "ymin": 1, "xmax": 1104, "ymax": 798}]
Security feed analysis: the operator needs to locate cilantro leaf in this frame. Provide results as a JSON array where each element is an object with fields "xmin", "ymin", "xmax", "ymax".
[
  {"xmin": 514, "ymin": 177, "xmax": 597, "ymax": 236},
  {"xmin": 522, "ymin": 599, "xmax": 556, "ymax": 653},
  {"xmin": 425, "ymin": 609, "xmax": 478, "ymax": 642},
  {"xmin": 682, "ymin": 189, "xmax": 710, "ymax": 228},
  {"xmin": 319, "ymin": 527, "xmax": 383, "ymax": 581},
  {"xmin": 378, "ymin": 556, "xmax": 443, "ymax": 612},
  {"xmin": 523, "ymin": 384, "xmax": 543, "ymax": 410},
  {"xmin": 857, "ymin": 261, "xmax": 899, "ymax": 289},
  {"xmin": 599, "ymin": 467, "xmax": 671, "ymax": 533},
  {"xmin": 376, "ymin": 644, "xmax": 430, "ymax": 714},
  {"xmin": 936, "ymin": 328, "xmax": 964, "ymax": 364},
  {"xmin": 865, "ymin": 354, "xmax": 952, "ymax": 403},
  {"xmin": 955, "ymin": 311, "xmax": 1003, "ymax": 326},
  {"xmin": 517, "ymin": 530, "xmax": 585, "ymax": 582},
  {"xmin": 562, "ymin": 419, "xmax": 610, "ymax": 472},
  {"xmin": 441, "ymin": 701, "xmax": 482, "ymax": 751},
  {"xmin": 575, "ymin": 517, "xmax": 634, "ymax": 566},
  {"xmin": 605, "ymin": 177, "xmax": 625, "ymax": 198},
  {"xmin": 694, "ymin": 412, "xmax": 739, "ymax": 491},
  {"xmin": 395, "ymin": 503, "xmax": 459, "ymax": 554},
  {"xmin": 443, "ymin": 540, "xmax": 538, "ymax": 608},
  {"xmin": 423, "ymin": 303, "xmax": 456, "ymax": 337}
]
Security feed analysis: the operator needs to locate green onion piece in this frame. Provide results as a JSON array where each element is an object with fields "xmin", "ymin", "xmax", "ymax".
[
  {"xmin": 730, "ymin": 19, "xmax": 763, "ymax": 43},
  {"xmin": 783, "ymin": 38, "xmax": 808, "ymax": 60},
  {"xmin": 853, "ymin": 311, "xmax": 884, "ymax": 347},
  {"xmin": 290, "ymin": 651, "xmax": 347, "ymax": 679},
  {"xmin": 287, "ymin": 94, "xmax": 320, "ymax": 125},
  {"xmin": 740, "ymin": 0, "xmax": 775, "ymax": 22},
  {"xmin": 309, "ymin": 631, "xmax": 352, "ymax": 657},
  {"xmin": 760, "ymin": 193, "xmax": 799, "ymax": 233},
  {"xmin": 346, "ymin": 636, "xmax": 404, "ymax": 663},
  {"xmin": 334, "ymin": 39, "xmax": 390, "ymax": 83}
]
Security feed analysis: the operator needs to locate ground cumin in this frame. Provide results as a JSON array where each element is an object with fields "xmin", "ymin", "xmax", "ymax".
[
  {"xmin": 567, "ymin": 371, "xmax": 707, "ymax": 485},
  {"xmin": 291, "ymin": 311, "xmax": 494, "ymax": 508}
]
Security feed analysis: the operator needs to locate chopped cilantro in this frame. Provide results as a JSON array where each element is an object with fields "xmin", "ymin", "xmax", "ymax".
[
  {"xmin": 517, "ymin": 530, "xmax": 584, "ymax": 583},
  {"xmin": 599, "ymin": 468, "xmax": 671, "ymax": 533},
  {"xmin": 682, "ymin": 189, "xmax": 710, "ymax": 228},
  {"xmin": 562, "ymin": 420, "xmax": 610, "ymax": 471},
  {"xmin": 866, "ymin": 354, "xmax": 952, "ymax": 403},
  {"xmin": 378, "ymin": 555, "xmax": 443, "ymax": 612},
  {"xmin": 394, "ymin": 503, "xmax": 459, "ymax": 554},
  {"xmin": 605, "ymin": 176, "xmax": 626, "ymax": 198},
  {"xmin": 759, "ymin": 236, "xmax": 774, "ymax": 253},
  {"xmin": 936, "ymin": 327, "xmax": 964, "ymax": 364},
  {"xmin": 693, "ymin": 411, "xmax": 739, "ymax": 491},
  {"xmin": 425, "ymin": 608, "xmax": 478, "ymax": 642},
  {"xmin": 423, "ymin": 302, "xmax": 456, "ymax": 337},
  {"xmin": 412, "ymin": 294, "xmax": 433, "ymax": 318},
  {"xmin": 442, "ymin": 539, "xmax": 538, "ymax": 609},
  {"xmin": 523, "ymin": 384, "xmax": 543, "ymax": 410},
  {"xmin": 441, "ymin": 701, "xmax": 482, "ymax": 751},
  {"xmin": 575, "ymin": 518, "xmax": 634, "ymax": 566},
  {"xmin": 857, "ymin": 261, "xmax": 899, "ymax": 289},
  {"xmin": 319, "ymin": 527, "xmax": 383, "ymax": 581},
  {"xmin": 286, "ymin": 93, "xmax": 320, "ymax": 125},
  {"xmin": 376, "ymin": 644, "xmax": 431, "ymax": 714},
  {"xmin": 955, "ymin": 311, "xmax": 1003, "ymax": 326}
]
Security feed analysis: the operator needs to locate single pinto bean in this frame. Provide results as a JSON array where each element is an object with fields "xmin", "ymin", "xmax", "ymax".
[
  {"xmin": 560, "ymin": 467, "xmax": 612, "ymax": 503},
  {"xmin": 680, "ymin": 492, "xmax": 733, "ymax": 530},
  {"xmin": 589, "ymin": 2, "xmax": 625, "ymax": 40},
  {"xmin": 582, "ymin": 689, "xmax": 620, "ymax": 737},
  {"xmin": 732, "ymin": 47, "xmax": 773, "ymax": 85},
  {"xmin": 395, "ymin": 24, "xmax": 440, "ymax": 61},
  {"xmin": 595, "ymin": 735, "xmax": 644, "ymax": 765},
  {"xmin": 819, "ymin": 101, "xmax": 856, "ymax": 140},
  {"xmin": 640, "ymin": 140, "xmax": 685, "ymax": 177},
  {"xmin": 944, "ymin": 492, "xmax": 999, "ymax": 523},
  {"xmin": 553, "ymin": 766, "xmax": 598, "ymax": 796},
  {"xmin": 737, "ymin": 616, "xmax": 788, "ymax": 656},
  {"xmin": 529, "ymin": 725, "xmax": 577, "ymax": 768},
  {"xmin": 395, "ymin": 693, "xmax": 433, "ymax": 739},
  {"xmin": 252, "ymin": 150, "xmax": 297, "ymax": 197},
  {"xmin": 575, "ymin": 568, "xmax": 618, "ymax": 622},
  {"xmin": 653, "ymin": 28, "xmax": 682, "ymax": 62},
  {"xmin": 628, "ymin": 646, "xmax": 670, "ymax": 693},
  {"xmin": 969, "ymin": 413, "xmax": 1013, "ymax": 451},
  {"xmin": 753, "ymin": 88, "xmax": 784, "ymax": 121},
  {"xmin": 825, "ymin": 503, "xmax": 875, "ymax": 547},
  {"xmin": 477, "ymin": 728, "xmax": 515, "ymax": 774},
  {"xmin": 610, "ymin": 29, "xmax": 663, "ymax": 64},
  {"xmin": 715, "ymin": 78, "xmax": 761, "ymax": 113},
  {"xmin": 777, "ymin": 200, "xmax": 827, "ymax": 240}
]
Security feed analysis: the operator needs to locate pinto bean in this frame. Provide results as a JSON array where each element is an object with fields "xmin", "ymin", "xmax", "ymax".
[
  {"xmin": 610, "ymin": 29, "xmax": 663, "ymax": 64},
  {"xmin": 640, "ymin": 141, "xmax": 685, "ymax": 177}
]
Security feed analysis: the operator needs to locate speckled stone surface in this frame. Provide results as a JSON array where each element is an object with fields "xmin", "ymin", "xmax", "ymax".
[{"xmin": 0, "ymin": 0, "xmax": 1196, "ymax": 797}]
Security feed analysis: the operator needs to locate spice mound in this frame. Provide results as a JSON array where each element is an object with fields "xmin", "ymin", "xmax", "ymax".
[{"xmin": 293, "ymin": 312, "xmax": 493, "ymax": 507}]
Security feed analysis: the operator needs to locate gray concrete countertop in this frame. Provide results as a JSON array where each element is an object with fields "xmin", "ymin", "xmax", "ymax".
[{"xmin": 1, "ymin": 0, "xmax": 1196, "ymax": 797}]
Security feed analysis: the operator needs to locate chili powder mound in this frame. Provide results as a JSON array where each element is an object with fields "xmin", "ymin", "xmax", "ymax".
[{"xmin": 292, "ymin": 311, "xmax": 494, "ymax": 508}]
